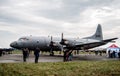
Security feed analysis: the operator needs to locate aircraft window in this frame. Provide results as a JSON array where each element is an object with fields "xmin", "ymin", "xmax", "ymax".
[{"xmin": 18, "ymin": 38, "xmax": 29, "ymax": 41}]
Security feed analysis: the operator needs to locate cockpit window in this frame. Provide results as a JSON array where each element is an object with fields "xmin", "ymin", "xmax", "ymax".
[{"xmin": 18, "ymin": 37, "xmax": 29, "ymax": 41}]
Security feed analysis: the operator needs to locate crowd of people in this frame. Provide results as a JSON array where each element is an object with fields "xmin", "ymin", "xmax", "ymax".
[
  {"xmin": 22, "ymin": 48, "xmax": 120, "ymax": 63},
  {"xmin": 22, "ymin": 47, "xmax": 74, "ymax": 63},
  {"xmin": 2, "ymin": 47, "xmax": 119, "ymax": 63},
  {"xmin": 108, "ymin": 50, "xmax": 120, "ymax": 58},
  {"xmin": 21, "ymin": 47, "xmax": 74, "ymax": 63}
]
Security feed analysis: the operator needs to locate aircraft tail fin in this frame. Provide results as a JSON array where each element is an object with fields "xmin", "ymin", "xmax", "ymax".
[{"xmin": 84, "ymin": 24, "xmax": 103, "ymax": 41}]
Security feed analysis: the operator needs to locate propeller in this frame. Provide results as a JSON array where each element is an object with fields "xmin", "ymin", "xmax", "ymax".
[
  {"xmin": 50, "ymin": 36, "xmax": 56, "ymax": 47},
  {"xmin": 50, "ymin": 36, "xmax": 53, "ymax": 46},
  {"xmin": 59, "ymin": 33, "xmax": 70, "ymax": 52},
  {"xmin": 60, "ymin": 33, "xmax": 69, "ymax": 45}
]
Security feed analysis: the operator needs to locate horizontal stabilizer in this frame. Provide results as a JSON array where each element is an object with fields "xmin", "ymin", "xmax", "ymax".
[{"xmin": 103, "ymin": 38, "xmax": 118, "ymax": 43}]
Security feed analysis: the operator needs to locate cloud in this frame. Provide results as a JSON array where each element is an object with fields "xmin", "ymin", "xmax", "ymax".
[{"xmin": 0, "ymin": 0, "xmax": 120, "ymax": 47}]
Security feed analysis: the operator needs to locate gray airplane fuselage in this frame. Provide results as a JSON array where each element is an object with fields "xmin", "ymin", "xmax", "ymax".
[{"xmin": 10, "ymin": 36, "xmax": 62, "ymax": 51}]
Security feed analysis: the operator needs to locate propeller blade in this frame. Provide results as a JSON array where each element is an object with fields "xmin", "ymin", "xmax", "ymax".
[
  {"xmin": 60, "ymin": 33, "xmax": 69, "ymax": 45},
  {"xmin": 62, "ymin": 33, "xmax": 63, "ymax": 40},
  {"xmin": 60, "ymin": 33, "xmax": 64, "ymax": 45},
  {"xmin": 50, "ymin": 36, "xmax": 56, "ymax": 47},
  {"xmin": 51, "ymin": 36, "xmax": 53, "ymax": 42}
]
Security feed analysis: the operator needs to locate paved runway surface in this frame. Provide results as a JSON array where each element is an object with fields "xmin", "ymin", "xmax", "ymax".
[{"xmin": 0, "ymin": 54, "xmax": 119, "ymax": 63}]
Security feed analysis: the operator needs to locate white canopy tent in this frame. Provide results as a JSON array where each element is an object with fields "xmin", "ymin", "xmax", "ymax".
[{"xmin": 106, "ymin": 44, "xmax": 120, "ymax": 57}]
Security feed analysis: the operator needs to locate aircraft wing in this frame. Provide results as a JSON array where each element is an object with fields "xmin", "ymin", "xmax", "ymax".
[{"xmin": 64, "ymin": 37, "xmax": 118, "ymax": 50}]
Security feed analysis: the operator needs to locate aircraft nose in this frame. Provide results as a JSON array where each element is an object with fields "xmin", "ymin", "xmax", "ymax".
[{"xmin": 10, "ymin": 41, "xmax": 17, "ymax": 48}]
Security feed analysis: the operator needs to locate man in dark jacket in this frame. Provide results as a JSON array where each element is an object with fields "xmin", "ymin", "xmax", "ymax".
[
  {"xmin": 34, "ymin": 47, "xmax": 40, "ymax": 63},
  {"xmin": 0, "ymin": 50, "xmax": 2, "ymax": 56},
  {"xmin": 118, "ymin": 51, "xmax": 120, "ymax": 59},
  {"xmin": 22, "ymin": 48, "xmax": 29, "ymax": 62}
]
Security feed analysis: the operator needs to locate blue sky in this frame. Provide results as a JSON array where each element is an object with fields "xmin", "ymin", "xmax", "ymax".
[{"xmin": 0, "ymin": 0, "xmax": 120, "ymax": 48}]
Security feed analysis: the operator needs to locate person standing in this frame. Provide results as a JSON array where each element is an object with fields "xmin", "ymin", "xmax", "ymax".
[
  {"xmin": 63, "ymin": 50, "xmax": 67, "ymax": 62},
  {"xmin": 68, "ymin": 50, "xmax": 73, "ymax": 61},
  {"xmin": 108, "ymin": 50, "xmax": 111, "ymax": 58},
  {"xmin": 0, "ymin": 50, "xmax": 2, "ymax": 57},
  {"xmin": 99, "ymin": 51, "xmax": 102, "ymax": 56},
  {"xmin": 34, "ymin": 47, "xmax": 40, "ymax": 63},
  {"xmin": 22, "ymin": 48, "xmax": 28, "ymax": 62},
  {"xmin": 118, "ymin": 51, "xmax": 120, "ymax": 59},
  {"xmin": 63, "ymin": 49, "xmax": 70, "ymax": 62},
  {"xmin": 112, "ymin": 51, "xmax": 116, "ymax": 58},
  {"xmin": 26, "ymin": 48, "xmax": 29, "ymax": 58}
]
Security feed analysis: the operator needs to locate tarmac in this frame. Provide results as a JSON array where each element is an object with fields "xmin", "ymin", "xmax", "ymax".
[{"xmin": 0, "ymin": 53, "xmax": 119, "ymax": 63}]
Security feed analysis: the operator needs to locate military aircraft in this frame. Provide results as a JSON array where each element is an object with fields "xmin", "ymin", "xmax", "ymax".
[
  {"xmin": 10, "ymin": 24, "xmax": 118, "ymax": 55},
  {"xmin": 0, "ymin": 48, "xmax": 14, "ymax": 56}
]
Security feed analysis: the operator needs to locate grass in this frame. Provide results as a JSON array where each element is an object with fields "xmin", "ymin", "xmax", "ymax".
[
  {"xmin": 0, "ymin": 61, "xmax": 120, "ymax": 76},
  {"xmin": 12, "ymin": 50, "xmax": 22, "ymax": 54}
]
